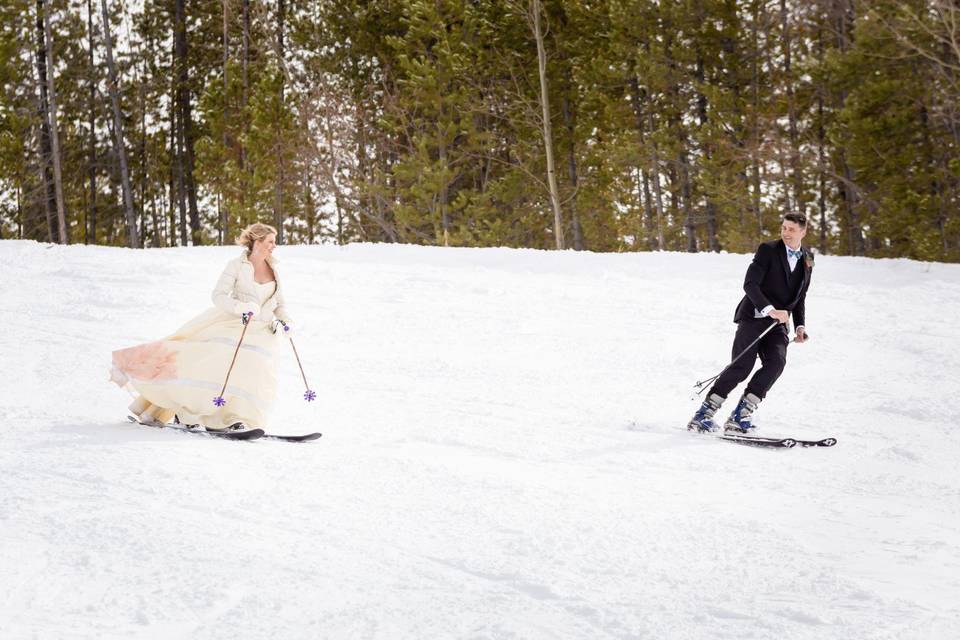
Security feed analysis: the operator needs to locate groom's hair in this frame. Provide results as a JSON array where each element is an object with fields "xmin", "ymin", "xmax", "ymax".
[{"xmin": 783, "ymin": 212, "xmax": 807, "ymax": 228}]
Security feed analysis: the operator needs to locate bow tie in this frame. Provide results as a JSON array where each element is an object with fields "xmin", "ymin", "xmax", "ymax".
[{"xmin": 787, "ymin": 247, "xmax": 803, "ymax": 259}]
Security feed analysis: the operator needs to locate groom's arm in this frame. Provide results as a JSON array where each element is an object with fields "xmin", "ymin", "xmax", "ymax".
[{"xmin": 743, "ymin": 243, "xmax": 774, "ymax": 313}]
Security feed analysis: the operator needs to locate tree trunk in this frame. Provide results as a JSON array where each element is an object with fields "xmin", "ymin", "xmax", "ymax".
[
  {"xmin": 174, "ymin": 0, "xmax": 201, "ymax": 245},
  {"xmin": 241, "ymin": 0, "xmax": 250, "ymax": 210},
  {"xmin": 304, "ymin": 164, "xmax": 316, "ymax": 243},
  {"xmin": 86, "ymin": 0, "xmax": 98, "ymax": 245},
  {"xmin": 678, "ymin": 149, "xmax": 696, "ymax": 253},
  {"xmin": 781, "ymin": 0, "xmax": 803, "ymax": 216},
  {"xmin": 243, "ymin": 0, "xmax": 250, "ymax": 117},
  {"xmin": 104, "ymin": 114, "xmax": 122, "ymax": 244},
  {"xmin": 833, "ymin": 0, "xmax": 863, "ymax": 255},
  {"xmin": 353, "ymin": 97, "xmax": 396, "ymax": 242},
  {"xmin": 631, "ymin": 60, "xmax": 665, "ymax": 252},
  {"xmin": 221, "ymin": 0, "xmax": 229, "ymax": 245},
  {"xmin": 530, "ymin": 0, "xmax": 564, "ymax": 249},
  {"xmin": 647, "ymin": 112, "xmax": 666, "ymax": 251},
  {"xmin": 838, "ymin": 159, "xmax": 863, "ymax": 255},
  {"xmin": 17, "ymin": 186, "xmax": 23, "ymax": 239},
  {"xmin": 439, "ymin": 136, "xmax": 450, "ymax": 246},
  {"xmin": 99, "ymin": 0, "xmax": 138, "ymax": 248},
  {"xmin": 750, "ymin": 0, "xmax": 764, "ymax": 237},
  {"xmin": 175, "ymin": 116, "xmax": 188, "ymax": 247},
  {"xmin": 814, "ymin": 22, "xmax": 827, "ymax": 253},
  {"xmin": 150, "ymin": 187, "xmax": 161, "ymax": 248},
  {"xmin": 167, "ymin": 82, "xmax": 176, "ymax": 246},
  {"xmin": 817, "ymin": 91, "xmax": 828, "ymax": 254},
  {"xmin": 918, "ymin": 101, "xmax": 948, "ymax": 255},
  {"xmin": 561, "ymin": 94, "xmax": 584, "ymax": 250},
  {"xmin": 42, "ymin": 3, "xmax": 68, "ymax": 244},
  {"xmin": 139, "ymin": 64, "xmax": 147, "ymax": 248},
  {"xmin": 665, "ymin": 32, "xmax": 696, "ymax": 253},
  {"xmin": 776, "ymin": 145, "xmax": 793, "ymax": 213},
  {"xmin": 694, "ymin": 42, "xmax": 718, "ymax": 252},
  {"xmin": 355, "ymin": 98, "xmax": 368, "ymax": 242},
  {"xmin": 321, "ymin": 98, "xmax": 347, "ymax": 245},
  {"xmin": 169, "ymin": 38, "xmax": 187, "ymax": 247},
  {"xmin": 335, "ymin": 192, "xmax": 344, "ymax": 245},
  {"xmin": 674, "ymin": 129, "xmax": 698, "ymax": 253},
  {"xmin": 35, "ymin": 0, "xmax": 57, "ymax": 243},
  {"xmin": 640, "ymin": 168, "xmax": 654, "ymax": 250},
  {"xmin": 274, "ymin": 0, "xmax": 286, "ymax": 243},
  {"xmin": 626, "ymin": 75, "xmax": 655, "ymax": 251}
]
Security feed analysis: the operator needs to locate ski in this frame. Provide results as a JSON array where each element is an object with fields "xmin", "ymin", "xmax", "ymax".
[
  {"xmin": 787, "ymin": 437, "xmax": 837, "ymax": 447},
  {"xmin": 260, "ymin": 432, "xmax": 322, "ymax": 442},
  {"xmin": 126, "ymin": 416, "xmax": 264, "ymax": 441},
  {"xmin": 719, "ymin": 433, "xmax": 798, "ymax": 448},
  {"xmin": 718, "ymin": 432, "xmax": 837, "ymax": 449}
]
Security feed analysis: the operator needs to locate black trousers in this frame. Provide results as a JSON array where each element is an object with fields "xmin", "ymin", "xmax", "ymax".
[{"xmin": 709, "ymin": 317, "xmax": 789, "ymax": 401}]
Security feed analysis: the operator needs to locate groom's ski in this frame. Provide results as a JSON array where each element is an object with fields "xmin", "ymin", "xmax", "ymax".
[
  {"xmin": 127, "ymin": 416, "xmax": 264, "ymax": 440},
  {"xmin": 717, "ymin": 432, "xmax": 837, "ymax": 449}
]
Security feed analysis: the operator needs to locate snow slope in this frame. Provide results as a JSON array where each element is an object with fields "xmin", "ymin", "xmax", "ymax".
[{"xmin": 1, "ymin": 239, "xmax": 958, "ymax": 639}]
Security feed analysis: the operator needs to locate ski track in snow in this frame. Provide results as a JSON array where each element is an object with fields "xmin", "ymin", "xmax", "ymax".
[{"xmin": 1, "ymin": 240, "xmax": 959, "ymax": 639}]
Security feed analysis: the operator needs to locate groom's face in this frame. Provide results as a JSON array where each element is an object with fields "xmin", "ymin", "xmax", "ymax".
[{"xmin": 781, "ymin": 220, "xmax": 807, "ymax": 249}]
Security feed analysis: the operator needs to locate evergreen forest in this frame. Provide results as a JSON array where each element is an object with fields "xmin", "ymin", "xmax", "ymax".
[{"xmin": 1, "ymin": 0, "xmax": 958, "ymax": 260}]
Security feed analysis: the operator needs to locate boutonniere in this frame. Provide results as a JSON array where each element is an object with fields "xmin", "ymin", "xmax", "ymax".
[{"xmin": 804, "ymin": 253, "xmax": 814, "ymax": 270}]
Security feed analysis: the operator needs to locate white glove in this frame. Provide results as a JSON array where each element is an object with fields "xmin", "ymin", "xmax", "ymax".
[
  {"xmin": 275, "ymin": 320, "xmax": 293, "ymax": 337},
  {"xmin": 234, "ymin": 302, "xmax": 261, "ymax": 319}
]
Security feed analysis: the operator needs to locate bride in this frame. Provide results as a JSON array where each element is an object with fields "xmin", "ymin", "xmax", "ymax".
[{"xmin": 111, "ymin": 223, "xmax": 293, "ymax": 430}]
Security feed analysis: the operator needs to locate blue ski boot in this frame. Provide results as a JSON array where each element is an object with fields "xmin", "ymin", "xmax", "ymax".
[
  {"xmin": 724, "ymin": 393, "xmax": 761, "ymax": 433},
  {"xmin": 687, "ymin": 393, "xmax": 724, "ymax": 432}
]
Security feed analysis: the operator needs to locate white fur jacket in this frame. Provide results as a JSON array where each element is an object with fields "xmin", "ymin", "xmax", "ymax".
[{"xmin": 211, "ymin": 251, "xmax": 292, "ymax": 327}]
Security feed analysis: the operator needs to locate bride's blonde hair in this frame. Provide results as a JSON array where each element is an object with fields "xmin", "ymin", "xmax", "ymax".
[{"xmin": 236, "ymin": 223, "xmax": 277, "ymax": 252}]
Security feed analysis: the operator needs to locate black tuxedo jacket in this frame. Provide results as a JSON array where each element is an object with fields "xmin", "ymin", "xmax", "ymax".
[{"xmin": 733, "ymin": 239, "xmax": 813, "ymax": 327}]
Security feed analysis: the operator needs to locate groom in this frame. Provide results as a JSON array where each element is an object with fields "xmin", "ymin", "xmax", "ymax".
[{"xmin": 688, "ymin": 213, "xmax": 814, "ymax": 433}]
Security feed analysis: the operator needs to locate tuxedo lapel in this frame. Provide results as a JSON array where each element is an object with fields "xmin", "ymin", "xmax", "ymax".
[
  {"xmin": 800, "ymin": 250, "xmax": 810, "ymax": 289},
  {"xmin": 776, "ymin": 239, "xmax": 792, "ymax": 287}
]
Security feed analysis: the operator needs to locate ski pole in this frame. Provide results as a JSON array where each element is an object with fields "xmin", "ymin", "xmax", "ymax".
[
  {"xmin": 278, "ymin": 321, "xmax": 316, "ymax": 402},
  {"xmin": 289, "ymin": 338, "xmax": 316, "ymax": 402},
  {"xmin": 213, "ymin": 312, "xmax": 253, "ymax": 406},
  {"xmin": 693, "ymin": 319, "xmax": 780, "ymax": 396}
]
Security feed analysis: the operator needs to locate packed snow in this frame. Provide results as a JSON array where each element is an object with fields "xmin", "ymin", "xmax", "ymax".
[{"xmin": 1, "ymin": 239, "xmax": 958, "ymax": 639}]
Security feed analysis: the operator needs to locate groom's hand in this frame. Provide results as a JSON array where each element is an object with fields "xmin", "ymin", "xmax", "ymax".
[
  {"xmin": 769, "ymin": 309, "xmax": 789, "ymax": 324},
  {"xmin": 795, "ymin": 327, "xmax": 809, "ymax": 343}
]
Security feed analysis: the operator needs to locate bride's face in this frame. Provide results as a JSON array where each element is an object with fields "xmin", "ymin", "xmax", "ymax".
[{"xmin": 253, "ymin": 233, "xmax": 277, "ymax": 257}]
